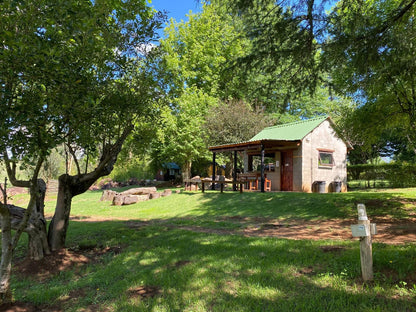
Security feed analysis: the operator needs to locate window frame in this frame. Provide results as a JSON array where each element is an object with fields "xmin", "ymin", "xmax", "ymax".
[{"xmin": 318, "ymin": 149, "xmax": 335, "ymax": 167}]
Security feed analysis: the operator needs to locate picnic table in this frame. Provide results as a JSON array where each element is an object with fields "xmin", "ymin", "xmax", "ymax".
[
  {"xmin": 184, "ymin": 178, "xmax": 201, "ymax": 191},
  {"xmin": 238, "ymin": 172, "xmax": 272, "ymax": 191},
  {"xmin": 200, "ymin": 178, "xmax": 244, "ymax": 193}
]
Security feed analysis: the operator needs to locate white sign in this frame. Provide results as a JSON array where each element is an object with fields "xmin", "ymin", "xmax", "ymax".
[{"xmin": 351, "ymin": 224, "xmax": 370, "ymax": 237}]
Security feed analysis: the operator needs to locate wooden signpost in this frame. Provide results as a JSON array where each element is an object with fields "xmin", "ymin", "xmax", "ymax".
[{"xmin": 350, "ymin": 204, "xmax": 377, "ymax": 281}]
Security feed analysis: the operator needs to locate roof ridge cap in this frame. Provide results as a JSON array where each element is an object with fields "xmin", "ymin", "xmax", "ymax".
[{"xmin": 266, "ymin": 115, "xmax": 327, "ymax": 129}]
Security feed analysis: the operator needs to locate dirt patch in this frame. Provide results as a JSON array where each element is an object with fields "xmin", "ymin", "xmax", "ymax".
[
  {"xmin": 172, "ymin": 260, "xmax": 192, "ymax": 268},
  {"xmin": 7, "ymin": 246, "xmax": 123, "ymax": 311},
  {"xmin": 14, "ymin": 246, "xmax": 123, "ymax": 282},
  {"xmin": 320, "ymin": 245, "xmax": 347, "ymax": 253},
  {"xmin": 0, "ymin": 302, "xmax": 62, "ymax": 312},
  {"xmin": 126, "ymin": 217, "xmax": 416, "ymax": 245},
  {"xmin": 127, "ymin": 286, "xmax": 161, "ymax": 299},
  {"xmin": 296, "ymin": 266, "xmax": 316, "ymax": 276},
  {"xmin": 14, "ymin": 249, "xmax": 90, "ymax": 282},
  {"xmin": 243, "ymin": 218, "xmax": 416, "ymax": 244}
]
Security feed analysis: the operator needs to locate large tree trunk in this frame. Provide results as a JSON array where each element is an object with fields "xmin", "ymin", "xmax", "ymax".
[
  {"xmin": 182, "ymin": 160, "xmax": 192, "ymax": 180},
  {"xmin": 0, "ymin": 203, "xmax": 13, "ymax": 304},
  {"xmin": 48, "ymin": 174, "xmax": 74, "ymax": 251},
  {"xmin": 48, "ymin": 173, "xmax": 97, "ymax": 251},
  {"xmin": 27, "ymin": 179, "xmax": 50, "ymax": 260},
  {"xmin": 9, "ymin": 205, "xmax": 50, "ymax": 261},
  {"xmin": 0, "ymin": 179, "xmax": 49, "ymax": 303},
  {"xmin": 48, "ymin": 126, "xmax": 132, "ymax": 250},
  {"xmin": 48, "ymin": 174, "xmax": 95, "ymax": 251}
]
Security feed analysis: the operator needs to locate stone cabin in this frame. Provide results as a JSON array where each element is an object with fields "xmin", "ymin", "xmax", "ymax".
[{"xmin": 208, "ymin": 116, "xmax": 352, "ymax": 193}]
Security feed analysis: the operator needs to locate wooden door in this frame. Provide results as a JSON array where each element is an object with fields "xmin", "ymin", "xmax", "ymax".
[{"xmin": 281, "ymin": 150, "xmax": 293, "ymax": 191}]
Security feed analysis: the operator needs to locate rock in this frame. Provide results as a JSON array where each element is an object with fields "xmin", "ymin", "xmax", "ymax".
[
  {"xmin": 123, "ymin": 194, "xmax": 149, "ymax": 205},
  {"xmin": 112, "ymin": 194, "xmax": 124, "ymax": 206},
  {"xmin": 191, "ymin": 175, "xmax": 201, "ymax": 181},
  {"xmin": 121, "ymin": 187, "xmax": 157, "ymax": 196},
  {"xmin": 100, "ymin": 190, "xmax": 117, "ymax": 201},
  {"xmin": 161, "ymin": 189, "xmax": 172, "ymax": 197},
  {"xmin": 150, "ymin": 193, "xmax": 161, "ymax": 199},
  {"xmin": 112, "ymin": 194, "xmax": 150, "ymax": 206},
  {"xmin": 128, "ymin": 177, "xmax": 139, "ymax": 185}
]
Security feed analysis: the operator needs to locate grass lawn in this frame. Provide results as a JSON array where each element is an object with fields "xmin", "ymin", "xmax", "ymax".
[{"xmin": 6, "ymin": 188, "xmax": 416, "ymax": 311}]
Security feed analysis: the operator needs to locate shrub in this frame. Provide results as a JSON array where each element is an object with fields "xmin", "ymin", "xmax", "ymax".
[{"xmin": 347, "ymin": 163, "xmax": 416, "ymax": 188}]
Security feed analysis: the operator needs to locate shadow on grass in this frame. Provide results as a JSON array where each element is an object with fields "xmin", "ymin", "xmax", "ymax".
[
  {"xmin": 179, "ymin": 190, "xmax": 413, "ymax": 221},
  {"xmin": 17, "ymin": 220, "xmax": 416, "ymax": 312}
]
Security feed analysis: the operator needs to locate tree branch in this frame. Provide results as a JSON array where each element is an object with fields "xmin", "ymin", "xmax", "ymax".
[
  {"xmin": 10, "ymin": 156, "xmax": 44, "ymax": 249},
  {"xmin": 377, "ymin": 0, "xmax": 416, "ymax": 37},
  {"xmin": 66, "ymin": 143, "xmax": 81, "ymax": 176},
  {"xmin": 3, "ymin": 153, "xmax": 30, "ymax": 188}
]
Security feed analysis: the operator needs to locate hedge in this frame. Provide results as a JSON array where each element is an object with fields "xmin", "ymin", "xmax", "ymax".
[{"xmin": 347, "ymin": 163, "xmax": 416, "ymax": 188}]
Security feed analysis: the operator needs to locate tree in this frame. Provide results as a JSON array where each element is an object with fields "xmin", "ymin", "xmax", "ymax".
[
  {"xmin": 216, "ymin": 0, "xmax": 416, "ymax": 160},
  {"xmin": 210, "ymin": 0, "xmax": 336, "ymax": 108},
  {"xmin": 204, "ymin": 100, "xmax": 273, "ymax": 146},
  {"xmin": 159, "ymin": 3, "xmax": 248, "ymax": 99},
  {"xmin": 0, "ymin": 0, "xmax": 162, "ymax": 302},
  {"xmin": 151, "ymin": 88, "xmax": 218, "ymax": 179},
  {"xmin": 154, "ymin": 3, "xmax": 249, "ymax": 178},
  {"xmin": 203, "ymin": 100, "xmax": 274, "ymax": 176},
  {"xmin": 324, "ymin": 0, "xmax": 416, "ymax": 159}
]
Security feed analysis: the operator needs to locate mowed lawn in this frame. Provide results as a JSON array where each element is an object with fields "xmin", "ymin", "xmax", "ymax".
[{"xmin": 9, "ymin": 188, "xmax": 416, "ymax": 311}]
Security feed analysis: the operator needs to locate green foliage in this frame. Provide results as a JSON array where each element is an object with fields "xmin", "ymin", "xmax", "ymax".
[
  {"xmin": 151, "ymin": 88, "xmax": 218, "ymax": 178},
  {"xmin": 204, "ymin": 100, "xmax": 273, "ymax": 147},
  {"xmin": 324, "ymin": 0, "xmax": 416, "ymax": 158},
  {"xmin": 160, "ymin": 3, "xmax": 248, "ymax": 99},
  {"xmin": 271, "ymin": 86, "xmax": 356, "ymax": 124},
  {"xmin": 208, "ymin": 0, "xmax": 416, "ymax": 162},
  {"xmin": 109, "ymin": 158, "xmax": 153, "ymax": 182},
  {"xmin": 154, "ymin": 3, "xmax": 252, "ymax": 177},
  {"xmin": 348, "ymin": 163, "xmax": 416, "ymax": 188},
  {"xmin": 212, "ymin": 0, "xmax": 333, "ymax": 109},
  {"xmin": 0, "ymin": 0, "xmax": 163, "ymax": 169}
]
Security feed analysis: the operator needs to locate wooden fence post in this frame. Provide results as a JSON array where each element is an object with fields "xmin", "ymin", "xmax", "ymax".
[{"xmin": 351, "ymin": 204, "xmax": 374, "ymax": 281}]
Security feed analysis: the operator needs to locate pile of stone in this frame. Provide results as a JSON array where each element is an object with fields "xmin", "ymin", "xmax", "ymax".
[{"xmin": 100, "ymin": 187, "xmax": 176, "ymax": 206}]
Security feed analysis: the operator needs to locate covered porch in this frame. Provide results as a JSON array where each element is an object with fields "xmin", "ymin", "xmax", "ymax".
[{"xmin": 208, "ymin": 139, "xmax": 300, "ymax": 193}]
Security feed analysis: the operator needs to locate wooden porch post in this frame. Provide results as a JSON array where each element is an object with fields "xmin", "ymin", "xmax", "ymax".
[
  {"xmin": 233, "ymin": 150, "xmax": 237, "ymax": 191},
  {"xmin": 260, "ymin": 144, "xmax": 265, "ymax": 192},
  {"xmin": 211, "ymin": 152, "xmax": 216, "ymax": 190}
]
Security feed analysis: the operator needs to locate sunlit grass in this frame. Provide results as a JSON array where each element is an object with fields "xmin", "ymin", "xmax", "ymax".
[{"xmin": 6, "ymin": 187, "xmax": 416, "ymax": 311}]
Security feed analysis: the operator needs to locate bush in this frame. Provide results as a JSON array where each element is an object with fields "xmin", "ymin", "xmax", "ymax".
[
  {"xmin": 347, "ymin": 163, "xmax": 416, "ymax": 188},
  {"xmin": 109, "ymin": 158, "xmax": 153, "ymax": 182}
]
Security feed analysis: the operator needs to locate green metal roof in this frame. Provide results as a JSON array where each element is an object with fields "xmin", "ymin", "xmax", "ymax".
[{"xmin": 249, "ymin": 116, "xmax": 329, "ymax": 142}]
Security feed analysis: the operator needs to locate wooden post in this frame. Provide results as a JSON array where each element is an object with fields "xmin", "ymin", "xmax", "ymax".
[
  {"xmin": 260, "ymin": 144, "xmax": 265, "ymax": 192},
  {"xmin": 212, "ymin": 152, "xmax": 216, "ymax": 190},
  {"xmin": 357, "ymin": 204, "xmax": 373, "ymax": 281},
  {"xmin": 233, "ymin": 151, "xmax": 237, "ymax": 191}
]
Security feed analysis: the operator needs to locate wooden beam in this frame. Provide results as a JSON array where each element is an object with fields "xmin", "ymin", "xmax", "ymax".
[{"xmin": 260, "ymin": 144, "xmax": 265, "ymax": 193}]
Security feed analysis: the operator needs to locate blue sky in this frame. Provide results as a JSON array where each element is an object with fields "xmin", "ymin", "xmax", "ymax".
[{"xmin": 150, "ymin": 0, "xmax": 202, "ymax": 23}]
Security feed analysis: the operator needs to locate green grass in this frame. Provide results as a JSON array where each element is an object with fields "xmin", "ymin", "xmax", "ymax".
[
  {"xmin": 7, "ymin": 188, "xmax": 416, "ymax": 311},
  {"xmin": 43, "ymin": 187, "xmax": 416, "ymax": 221}
]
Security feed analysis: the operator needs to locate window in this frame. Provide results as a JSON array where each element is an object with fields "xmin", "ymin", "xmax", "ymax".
[{"xmin": 318, "ymin": 150, "xmax": 334, "ymax": 167}]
